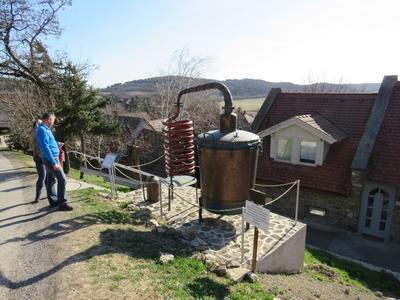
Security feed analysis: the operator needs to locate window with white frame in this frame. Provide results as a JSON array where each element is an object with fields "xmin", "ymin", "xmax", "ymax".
[
  {"xmin": 276, "ymin": 138, "xmax": 292, "ymax": 161},
  {"xmin": 299, "ymin": 141, "xmax": 317, "ymax": 164},
  {"xmin": 270, "ymin": 135, "xmax": 323, "ymax": 166}
]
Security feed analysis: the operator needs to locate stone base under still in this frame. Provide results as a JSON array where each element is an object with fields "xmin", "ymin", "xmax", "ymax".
[{"xmin": 121, "ymin": 185, "xmax": 306, "ymax": 274}]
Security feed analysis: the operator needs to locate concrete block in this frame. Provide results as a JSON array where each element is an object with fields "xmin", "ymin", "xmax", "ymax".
[{"xmin": 256, "ymin": 223, "xmax": 306, "ymax": 274}]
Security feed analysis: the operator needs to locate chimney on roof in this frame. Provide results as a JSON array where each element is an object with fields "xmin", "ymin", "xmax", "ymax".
[{"xmin": 351, "ymin": 75, "xmax": 398, "ymax": 170}]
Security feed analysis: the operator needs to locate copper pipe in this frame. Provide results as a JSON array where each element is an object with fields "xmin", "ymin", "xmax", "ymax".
[{"xmin": 176, "ymin": 82, "xmax": 234, "ymax": 115}]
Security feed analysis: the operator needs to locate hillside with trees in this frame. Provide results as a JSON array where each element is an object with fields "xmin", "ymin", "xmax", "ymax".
[{"xmin": 102, "ymin": 76, "xmax": 381, "ymax": 99}]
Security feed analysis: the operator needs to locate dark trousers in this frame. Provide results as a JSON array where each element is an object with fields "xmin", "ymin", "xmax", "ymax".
[
  {"xmin": 34, "ymin": 157, "xmax": 57, "ymax": 204},
  {"xmin": 43, "ymin": 158, "xmax": 68, "ymax": 205}
]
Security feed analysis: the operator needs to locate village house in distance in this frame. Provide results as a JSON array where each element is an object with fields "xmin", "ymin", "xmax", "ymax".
[{"xmin": 252, "ymin": 75, "xmax": 400, "ymax": 242}]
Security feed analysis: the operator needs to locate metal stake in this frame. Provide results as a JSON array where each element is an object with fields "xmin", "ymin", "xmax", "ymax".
[
  {"xmin": 198, "ymin": 197, "xmax": 203, "ymax": 222},
  {"xmin": 241, "ymin": 207, "xmax": 245, "ymax": 264}
]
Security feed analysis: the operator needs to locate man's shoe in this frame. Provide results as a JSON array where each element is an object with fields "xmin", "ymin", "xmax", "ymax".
[
  {"xmin": 32, "ymin": 199, "xmax": 39, "ymax": 204},
  {"xmin": 49, "ymin": 202, "xmax": 58, "ymax": 208},
  {"xmin": 58, "ymin": 203, "xmax": 73, "ymax": 211}
]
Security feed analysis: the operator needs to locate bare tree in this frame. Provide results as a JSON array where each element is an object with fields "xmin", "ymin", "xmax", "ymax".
[
  {"xmin": 0, "ymin": 80, "xmax": 44, "ymax": 150},
  {"xmin": 300, "ymin": 73, "xmax": 351, "ymax": 93},
  {"xmin": 0, "ymin": 0, "xmax": 71, "ymax": 98},
  {"xmin": 146, "ymin": 48, "xmax": 210, "ymax": 119}
]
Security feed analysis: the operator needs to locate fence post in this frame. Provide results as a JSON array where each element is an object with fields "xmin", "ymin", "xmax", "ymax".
[
  {"xmin": 159, "ymin": 179, "xmax": 163, "ymax": 218},
  {"xmin": 241, "ymin": 207, "xmax": 245, "ymax": 264},
  {"xmin": 109, "ymin": 163, "xmax": 116, "ymax": 200},
  {"xmin": 83, "ymin": 153, "xmax": 88, "ymax": 169},
  {"xmin": 295, "ymin": 179, "xmax": 300, "ymax": 223}
]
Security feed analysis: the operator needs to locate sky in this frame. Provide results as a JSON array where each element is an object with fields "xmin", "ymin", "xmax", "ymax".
[{"xmin": 47, "ymin": 0, "xmax": 400, "ymax": 88}]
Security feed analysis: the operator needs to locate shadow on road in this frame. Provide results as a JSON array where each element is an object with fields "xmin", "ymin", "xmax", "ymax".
[
  {"xmin": 0, "ymin": 167, "xmax": 35, "ymax": 173},
  {"xmin": 0, "ymin": 170, "xmax": 36, "ymax": 182},
  {"xmin": 0, "ymin": 211, "xmax": 195, "ymax": 291},
  {"xmin": 0, "ymin": 185, "xmax": 31, "ymax": 193},
  {"xmin": 0, "ymin": 206, "xmax": 57, "ymax": 230},
  {"xmin": 0, "ymin": 202, "xmax": 33, "ymax": 213}
]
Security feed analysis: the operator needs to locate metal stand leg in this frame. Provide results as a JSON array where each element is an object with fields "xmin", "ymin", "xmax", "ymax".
[
  {"xmin": 168, "ymin": 184, "xmax": 173, "ymax": 211},
  {"xmin": 246, "ymin": 222, "xmax": 250, "ymax": 231},
  {"xmin": 159, "ymin": 180, "xmax": 163, "ymax": 218},
  {"xmin": 199, "ymin": 196, "xmax": 203, "ymax": 222}
]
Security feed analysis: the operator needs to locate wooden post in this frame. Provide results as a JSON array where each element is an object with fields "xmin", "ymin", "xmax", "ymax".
[{"xmin": 251, "ymin": 227, "xmax": 259, "ymax": 272}]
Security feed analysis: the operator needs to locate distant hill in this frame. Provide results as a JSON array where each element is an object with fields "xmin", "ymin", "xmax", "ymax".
[{"xmin": 102, "ymin": 76, "xmax": 380, "ymax": 99}]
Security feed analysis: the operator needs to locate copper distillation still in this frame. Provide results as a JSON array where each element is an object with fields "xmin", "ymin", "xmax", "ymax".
[{"xmin": 163, "ymin": 82, "xmax": 261, "ymax": 217}]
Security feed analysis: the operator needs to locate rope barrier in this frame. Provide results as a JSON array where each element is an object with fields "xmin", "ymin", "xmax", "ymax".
[
  {"xmin": 124, "ymin": 154, "xmax": 165, "ymax": 168},
  {"xmin": 83, "ymin": 156, "xmax": 104, "ymax": 170},
  {"xmin": 264, "ymin": 181, "xmax": 297, "ymax": 207},
  {"xmin": 255, "ymin": 181, "xmax": 297, "ymax": 187},
  {"xmin": 113, "ymin": 165, "xmax": 150, "ymax": 186},
  {"xmin": 68, "ymin": 150, "xmax": 103, "ymax": 162},
  {"xmin": 68, "ymin": 150, "xmax": 160, "ymax": 180}
]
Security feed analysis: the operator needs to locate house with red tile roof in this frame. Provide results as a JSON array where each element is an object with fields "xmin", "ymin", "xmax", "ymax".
[{"xmin": 252, "ymin": 75, "xmax": 400, "ymax": 242}]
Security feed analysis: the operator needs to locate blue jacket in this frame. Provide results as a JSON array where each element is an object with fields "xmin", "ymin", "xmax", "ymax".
[{"xmin": 36, "ymin": 124, "xmax": 59, "ymax": 166}]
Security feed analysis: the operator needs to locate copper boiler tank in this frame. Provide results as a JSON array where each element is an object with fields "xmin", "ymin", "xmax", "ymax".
[{"xmin": 176, "ymin": 82, "xmax": 261, "ymax": 215}]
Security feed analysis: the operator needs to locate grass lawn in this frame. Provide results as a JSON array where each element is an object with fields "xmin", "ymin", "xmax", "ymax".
[
  {"xmin": 68, "ymin": 167, "xmax": 133, "ymax": 193},
  {"xmin": 304, "ymin": 247, "xmax": 400, "ymax": 296},
  {"xmin": 67, "ymin": 188, "xmax": 274, "ymax": 299}
]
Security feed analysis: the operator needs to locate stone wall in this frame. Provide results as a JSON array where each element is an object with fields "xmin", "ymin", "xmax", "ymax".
[
  {"xmin": 260, "ymin": 182, "xmax": 361, "ymax": 232},
  {"xmin": 258, "ymin": 171, "xmax": 400, "ymax": 242}
]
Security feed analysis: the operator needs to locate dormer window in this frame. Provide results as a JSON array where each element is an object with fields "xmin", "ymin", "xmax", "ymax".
[{"xmin": 258, "ymin": 114, "xmax": 348, "ymax": 167}]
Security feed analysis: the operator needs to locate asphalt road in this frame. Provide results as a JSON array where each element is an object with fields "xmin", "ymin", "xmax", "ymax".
[{"xmin": 0, "ymin": 152, "xmax": 61, "ymax": 299}]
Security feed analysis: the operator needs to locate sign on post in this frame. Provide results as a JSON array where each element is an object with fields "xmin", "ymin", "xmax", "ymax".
[
  {"xmin": 244, "ymin": 200, "xmax": 270, "ymax": 233},
  {"xmin": 101, "ymin": 153, "xmax": 118, "ymax": 199},
  {"xmin": 242, "ymin": 201, "xmax": 270, "ymax": 272},
  {"xmin": 101, "ymin": 153, "xmax": 118, "ymax": 169}
]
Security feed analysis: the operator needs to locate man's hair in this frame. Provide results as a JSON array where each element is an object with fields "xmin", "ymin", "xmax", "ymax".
[{"xmin": 41, "ymin": 112, "xmax": 55, "ymax": 120}]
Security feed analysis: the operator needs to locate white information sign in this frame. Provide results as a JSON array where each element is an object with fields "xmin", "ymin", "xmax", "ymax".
[
  {"xmin": 244, "ymin": 200, "xmax": 270, "ymax": 233},
  {"xmin": 101, "ymin": 153, "xmax": 118, "ymax": 169}
]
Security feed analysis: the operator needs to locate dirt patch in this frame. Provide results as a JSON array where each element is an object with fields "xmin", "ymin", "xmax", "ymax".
[
  {"xmin": 306, "ymin": 264, "xmax": 338, "ymax": 280},
  {"xmin": 259, "ymin": 272, "xmax": 379, "ymax": 300}
]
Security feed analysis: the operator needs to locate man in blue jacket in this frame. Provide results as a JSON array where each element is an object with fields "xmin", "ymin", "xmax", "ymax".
[{"xmin": 36, "ymin": 113, "xmax": 73, "ymax": 211}]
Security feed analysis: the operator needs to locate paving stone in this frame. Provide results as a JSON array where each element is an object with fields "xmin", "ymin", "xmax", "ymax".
[
  {"xmin": 226, "ymin": 259, "xmax": 241, "ymax": 268},
  {"xmin": 191, "ymin": 237, "xmax": 208, "ymax": 248},
  {"xmin": 129, "ymin": 185, "xmax": 304, "ymax": 268},
  {"xmin": 226, "ymin": 267, "xmax": 250, "ymax": 283},
  {"xmin": 148, "ymin": 219, "xmax": 159, "ymax": 227}
]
